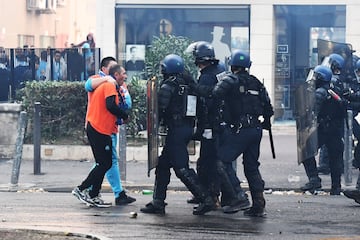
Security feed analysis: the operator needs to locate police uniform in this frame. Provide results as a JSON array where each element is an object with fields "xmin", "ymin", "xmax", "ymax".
[
  {"xmin": 343, "ymin": 58, "xmax": 360, "ymax": 203},
  {"xmin": 211, "ymin": 51, "xmax": 274, "ymax": 217},
  {"xmin": 194, "ymin": 62, "xmax": 226, "ymax": 203},
  {"xmin": 140, "ymin": 54, "xmax": 215, "ymax": 215},
  {"xmin": 188, "ymin": 41, "xmax": 232, "ymax": 206},
  {"xmin": 301, "ymin": 65, "xmax": 345, "ymax": 195}
]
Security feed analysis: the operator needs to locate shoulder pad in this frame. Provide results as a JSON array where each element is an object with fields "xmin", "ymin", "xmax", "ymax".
[
  {"xmin": 223, "ymin": 73, "xmax": 238, "ymax": 84},
  {"xmin": 315, "ymin": 87, "xmax": 329, "ymax": 99},
  {"xmin": 249, "ymin": 74, "xmax": 263, "ymax": 84}
]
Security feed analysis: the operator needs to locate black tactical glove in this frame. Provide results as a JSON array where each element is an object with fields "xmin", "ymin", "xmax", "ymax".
[
  {"xmin": 340, "ymin": 99, "xmax": 350, "ymax": 109},
  {"xmin": 192, "ymin": 127, "xmax": 204, "ymax": 141},
  {"xmin": 262, "ymin": 116, "xmax": 271, "ymax": 131}
]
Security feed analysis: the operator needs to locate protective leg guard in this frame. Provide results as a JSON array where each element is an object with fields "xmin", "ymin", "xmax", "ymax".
[
  {"xmin": 330, "ymin": 173, "xmax": 342, "ymax": 195},
  {"xmin": 153, "ymin": 165, "xmax": 171, "ymax": 201},
  {"xmin": 140, "ymin": 199, "xmax": 166, "ymax": 215},
  {"xmin": 174, "ymin": 168, "xmax": 215, "ymax": 215},
  {"xmin": 343, "ymin": 189, "xmax": 360, "ymax": 204},
  {"xmin": 318, "ymin": 145, "xmax": 330, "ymax": 174},
  {"xmin": 217, "ymin": 161, "xmax": 250, "ymax": 213},
  {"xmin": 301, "ymin": 158, "xmax": 322, "ymax": 193}
]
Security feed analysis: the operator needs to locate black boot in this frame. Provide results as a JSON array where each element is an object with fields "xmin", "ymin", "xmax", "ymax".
[
  {"xmin": 140, "ymin": 199, "xmax": 166, "ymax": 215},
  {"xmin": 174, "ymin": 168, "xmax": 215, "ymax": 215},
  {"xmin": 223, "ymin": 191, "xmax": 250, "ymax": 214},
  {"xmin": 140, "ymin": 165, "xmax": 169, "ymax": 215},
  {"xmin": 302, "ymin": 158, "xmax": 322, "ymax": 193},
  {"xmin": 330, "ymin": 173, "xmax": 342, "ymax": 195},
  {"xmin": 343, "ymin": 189, "xmax": 360, "ymax": 204},
  {"xmin": 244, "ymin": 192, "xmax": 266, "ymax": 217},
  {"xmin": 193, "ymin": 196, "xmax": 217, "ymax": 215},
  {"xmin": 300, "ymin": 178, "xmax": 322, "ymax": 193},
  {"xmin": 217, "ymin": 161, "xmax": 250, "ymax": 213}
]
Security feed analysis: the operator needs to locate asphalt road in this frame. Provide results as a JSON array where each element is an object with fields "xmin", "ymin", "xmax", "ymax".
[
  {"xmin": 1, "ymin": 190, "xmax": 359, "ymax": 240},
  {"xmin": 1, "ymin": 131, "xmax": 360, "ymax": 239}
]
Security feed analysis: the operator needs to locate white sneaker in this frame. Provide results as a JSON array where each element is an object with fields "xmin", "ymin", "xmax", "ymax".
[
  {"xmin": 89, "ymin": 195, "xmax": 112, "ymax": 208},
  {"xmin": 72, "ymin": 187, "xmax": 85, "ymax": 201}
]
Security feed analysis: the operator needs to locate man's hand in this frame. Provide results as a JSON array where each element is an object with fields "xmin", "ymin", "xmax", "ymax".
[{"xmin": 105, "ymin": 76, "xmax": 117, "ymax": 85}]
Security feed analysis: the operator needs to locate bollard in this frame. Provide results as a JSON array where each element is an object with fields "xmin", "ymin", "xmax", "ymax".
[
  {"xmin": 33, "ymin": 102, "xmax": 41, "ymax": 175},
  {"xmin": 343, "ymin": 110, "xmax": 353, "ymax": 185},
  {"xmin": 11, "ymin": 111, "xmax": 27, "ymax": 185},
  {"xmin": 118, "ymin": 125, "xmax": 127, "ymax": 181}
]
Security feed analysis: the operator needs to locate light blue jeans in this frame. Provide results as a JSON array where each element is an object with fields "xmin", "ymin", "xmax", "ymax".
[{"xmin": 106, "ymin": 133, "xmax": 123, "ymax": 198}]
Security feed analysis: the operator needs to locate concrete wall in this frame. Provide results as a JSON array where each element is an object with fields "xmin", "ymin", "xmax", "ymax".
[
  {"xmin": 21, "ymin": 144, "xmax": 149, "ymax": 162},
  {"xmin": 0, "ymin": 103, "xmax": 21, "ymax": 159}
]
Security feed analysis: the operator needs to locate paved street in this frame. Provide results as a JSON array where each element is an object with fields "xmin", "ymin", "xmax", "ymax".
[
  {"xmin": 1, "ymin": 132, "xmax": 360, "ymax": 239},
  {"xmin": 0, "ymin": 191, "xmax": 359, "ymax": 240}
]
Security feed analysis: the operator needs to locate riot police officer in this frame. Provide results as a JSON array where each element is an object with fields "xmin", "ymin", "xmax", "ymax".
[
  {"xmin": 343, "ymin": 59, "xmax": 360, "ymax": 203},
  {"xmin": 140, "ymin": 54, "xmax": 216, "ymax": 215},
  {"xmin": 210, "ymin": 50, "xmax": 274, "ymax": 217},
  {"xmin": 317, "ymin": 53, "xmax": 345, "ymax": 175},
  {"xmin": 186, "ymin": 41, "xmax": 227, "ymax": 206},
  {"xmin": 300, "ymin": 65, "xmax": 345, "ymax": 195}
]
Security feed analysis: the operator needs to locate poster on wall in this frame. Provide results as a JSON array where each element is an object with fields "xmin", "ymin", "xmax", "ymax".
[
  {"xmin": 275, "ymin": 53, "xmax": 290, "ymax": 78},
  {"xmin": 125, "ymin": 44, "xmax": 145, "ymax": 71}
]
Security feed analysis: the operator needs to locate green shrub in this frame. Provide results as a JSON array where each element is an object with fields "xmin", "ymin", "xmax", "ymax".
[
  {"xmin": 145, "ymin": 35, "xmax": 197, "ymax": 81},
  {"xmin": 125, "ymin": 74, "xmax": 147, "ymax": 138},
  {"xmin": 17, "ymin": 80, "xmax": 146, "ymax": 144},
  {"xmin": 18, "ymin": 81, "xmax": 87, "ymax": 144}
]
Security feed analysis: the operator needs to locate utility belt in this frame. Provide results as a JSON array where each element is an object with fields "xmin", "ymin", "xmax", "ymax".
[
  {"xmin": 228, "ymin": 115, "xmax": 260, "ymax": 133},
  {"xmin": 318, "ymin": 116, "xmax": 343, "ymax": 130},
  {"xmin": 168, "ymin": 114, "xmax": 195, "ymax": 127}
]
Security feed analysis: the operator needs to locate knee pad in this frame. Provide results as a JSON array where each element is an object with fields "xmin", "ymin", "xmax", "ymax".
[{"xmin": 174, "ymin": 168, "xmax": 196, "ymax": 180}]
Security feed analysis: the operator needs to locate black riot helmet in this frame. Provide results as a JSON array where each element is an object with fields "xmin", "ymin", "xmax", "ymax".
[
  {"xmin": 190, "ymin": 41, "xmax": 218, "ymax": 65},
  {"xmin": 328, "ymin": 53, "xmax": 345, "ymax": 74},
  {"xmin": 314, "ymin": 65, "xmax": 332, "ymax": 83},
  {"xmin": 161, "ymin": 54, "xmax": 184, "ymax": 75},
  {"xmin": 228, "ymin": 50, "xmax": 252, "ymax": 68}
]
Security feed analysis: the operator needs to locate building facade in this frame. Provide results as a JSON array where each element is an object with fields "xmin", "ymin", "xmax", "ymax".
[{"xmin": 97, "ymin": 0, "xmax": 360, "ymax": 125}]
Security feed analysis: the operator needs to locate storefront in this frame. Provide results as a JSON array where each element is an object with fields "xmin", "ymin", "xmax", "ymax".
[
  {"xmin": 273, "ymin": 5, "xmax": 346, "ymax": 123},
  {"xmin": 115, "ymin": 4, "xmax": 250, "ymax": 77},
  {"xmin": 106, "ymin": 1, "xmax": 359, "ymax": 126}
]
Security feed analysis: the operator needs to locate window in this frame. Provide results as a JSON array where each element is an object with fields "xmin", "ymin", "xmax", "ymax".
[
  {"xmin": 18, "ymin": 35, "xmax": 35, "ymax": 47},
  {"xmin": 40, "ymin": 35, "xmax": 55, "ymax": 48},
  {"xmin": 115, "ymin": 5, "xmax": 250, "ymax": 64},
  {"xmin": 273, "ymin": 5, "xmax": 346, "ymax": 123}
]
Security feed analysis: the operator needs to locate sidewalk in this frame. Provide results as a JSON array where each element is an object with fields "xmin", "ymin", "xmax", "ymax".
[{"xmin": 1, "ymin": 133, "xmax": 359, "ymax": 193}]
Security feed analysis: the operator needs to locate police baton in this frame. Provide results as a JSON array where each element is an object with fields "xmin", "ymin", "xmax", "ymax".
[
  {"xmin": 262, "ymin": 78, "xmax": 276, "ymax": 159},
  {"xmin": 268, "ymin": 127, "xmax": 276, "ymax": 159}
]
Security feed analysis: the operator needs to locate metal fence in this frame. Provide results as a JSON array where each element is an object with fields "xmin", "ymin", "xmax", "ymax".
[{"xmin": 0, "ymin": 47, "xmax": 101, "ymax": 102}]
